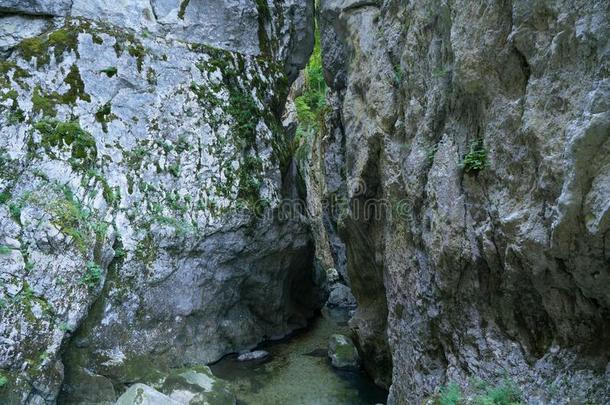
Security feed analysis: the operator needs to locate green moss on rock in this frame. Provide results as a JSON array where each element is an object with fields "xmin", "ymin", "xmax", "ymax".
[
  {"xmin": 178, "ymin": 0, "xmax": 191, "ymax": 19},
  {"xmin": 128, "ymin": 43, "xmax": 146, "ymax": 72},
  {"xmin": 30, "ymin": 65, "xmax": 91, "ymax": 118},
  {"xmin": 95, "ymin": 102, "xmax": 116, "ymax": 133},
  {"xmin": 100, "ymin": 66, "xmax": 118, "ymax": 77},
  {"xmin": 18, "ymin": 26, "xmax": 82, "ymax": 67},
  {"xmin": 31, "ymin": 86, "xmax": 57, "ymax": 117},
  {"xmin": 62, "ymin": 64, "xmax": 91, "ymax": 104},
  {"xmin": 32, "ymin": 119, "xmax": 97, "ymax": 170}
]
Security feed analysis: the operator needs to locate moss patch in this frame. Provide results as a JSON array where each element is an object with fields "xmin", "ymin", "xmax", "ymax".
[
  {"xmin": 128, "ymin": 43, "xmax": 146, "ymax": 72},
  {"xmin": 178, "ymin": 0, "xmax": 191, "ymax": 19},
  {"xmin": 32, "ymin": 119, "xmax": 97, "ymax": 170},
  {"xmin": 95, "ymin": 102, "xmax": 116, "ymax": 133},
  {"xmin": 18, "ymin": 26, "xmax": 82, "ymax": 67},
  {"xmin": 99, "ymin": 66, "xmax": 117, "ymax": 78},
  {"xmin": 190, "ymin": 47, "xmax": 283, "ymax": 211},
  {"xmin": 30, "ymin": 64, "xmax": 91, "ymax": 117}
]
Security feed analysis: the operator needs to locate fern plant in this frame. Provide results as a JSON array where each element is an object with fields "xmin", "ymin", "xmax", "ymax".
[
  {"xmin": 81, "ymin": 261, "xmax": 102, "ymax": 290},
  {"xmin": 462, "ymin": 139, "xmax": 489, "ymax": 173}
]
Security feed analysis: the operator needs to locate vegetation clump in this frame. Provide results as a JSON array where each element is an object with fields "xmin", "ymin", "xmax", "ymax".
[
  {"xmin": 294, "ymin": 29, "xmax": 327, "ymax": 162},
  {"xmin": 128, "ymin": 43, "xmax": 146, "ymax": 72},
  {"xmin": 0, "ymin": 191, "xmax": 11, "ymax": 204},
  {"xmin": 18, "ymin": 27, "xmax": 81, "ymax": 66},
  {"xmin": 81, "ymin": 261, "xmax": 102, "ymax": 290},
  {"xmin": 30, "ymin": 65, "xmax": 91, "ymax": 117},
  {"xmin": 433, "ymin": 380, "xmax": 524, "ymax": 405},
  {"xmin": 32, "ymin": 119, "xmax": 97, "ymax": 170},
  {"xmin": 95, "ymin": 102, "xmax": 116, "ymax": 133},
  {"xmin": 438, "ymin": 383, "xmax": 462, "ymax": 405},
  {"xmin": 100, "ymin": 66, "xmax": 117, "ymax": 77},
  {"xmin": 61, "ymin": 64, "xmax": 91, "ymax": 104},
  {"xmin": 178, "ymin": 0, "xmax": 191, "ymax": 19},
  {"xmin": 462, "ymin": 139, "xmax": 489, "ymax": 173}
]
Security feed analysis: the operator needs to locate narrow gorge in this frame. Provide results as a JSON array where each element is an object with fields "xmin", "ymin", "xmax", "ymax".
[{"xmin": 0, "ymin": 1, "xmax": 608, "ymax": 404}]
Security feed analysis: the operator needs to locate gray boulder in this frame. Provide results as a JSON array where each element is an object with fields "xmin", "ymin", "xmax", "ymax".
[
  {"xmin": 327, "ymin": 283, "xmax": 357, "ymax": 309},
  {"xmin": 116, "ymin": 384, "xmax": 180, "ymax": 405},
  {"xmin": 161, "ymin": 367, "xmax": 236, "ymax": 405},
  {"xmin": 328, "ymin": 334, "xmax": 359, "ymax": 370},
  {"xmin": 237, "ymin": 350, "xmax": 270, "ymax": 362}
]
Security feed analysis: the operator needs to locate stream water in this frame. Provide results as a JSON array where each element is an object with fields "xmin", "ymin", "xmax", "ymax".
[{"xmin": 210, "ymin": 308, "xmax": 388, "ymax": 405}]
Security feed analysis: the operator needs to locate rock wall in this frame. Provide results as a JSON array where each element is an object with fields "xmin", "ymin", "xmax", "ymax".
[
  {"xmin": 0, "ymin": 1, "xmax": 319, "ymax": 403},
  {"xmin": 314, "ymin": 0, "xmax": 610, "ymax": 403}
]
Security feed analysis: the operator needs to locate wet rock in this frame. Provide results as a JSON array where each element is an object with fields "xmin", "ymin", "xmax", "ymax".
[
  {"xmin": 237, "ymin": 350, "xmax": 270, "ymax": 362},
  {"xmin": 57, "ymin": 365, "xmax": 116, "ymax": 404},
  {"xmin": 116, "ymin": 383, "xmax": 179, "ymax": 405},
  {"xmin": 161, "ymin": 366, "xmax": 236, "ymax": 405},
  {"xmin": 328, "ymin": 334, "xmax": 360, "ymax": 370}
]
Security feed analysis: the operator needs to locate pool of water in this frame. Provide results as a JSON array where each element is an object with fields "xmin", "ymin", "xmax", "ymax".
[{"xmin": 210, "ymin": 309, "xmax": 388, "ymax": 405}]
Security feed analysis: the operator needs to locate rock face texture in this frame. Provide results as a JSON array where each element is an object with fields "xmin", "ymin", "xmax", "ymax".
[
  {"xmin": 311, "ymin": 0, "xmax": 610, "ymax": 403},
  {"xmin": 0, "ymin": 1, "xmax": 319, "ymax": 403}
]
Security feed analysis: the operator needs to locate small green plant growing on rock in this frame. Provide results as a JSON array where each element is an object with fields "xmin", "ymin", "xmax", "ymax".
[
  {"xmin": 128, "ymin": 43, "xmax": 146, "ymax": 72},
  {"xmin": 7, "ymin": 191, "xmax": 32, "ymax": 224},
  {"xmin": 178, "ymin": 0, "xmax": 191, "ymax": 19},
  {"xmin": 0, "ymin": 191, "xmax": 10, "ymax": 204},
  {"xmin": 0, "ymin": 245, "xmax": 11, "ymax": 255},
  {"xmin": 473, "ymin": 380, "xmax": 523, "ymax": 405},
  {"xmin": 439, "ymin": 383, "xmax": 463, "ymax": 405},
  {"xmin": 426, "ymin": 143, "xmax": 440, "ymax": 162},
  {"xmin": 50, "ymin": 184, "xmax": 94, "ymax": 252},
  {"xmin": 95, "ymin": 102, "xmax": 116, "ymax": 133},
  {"xmin": 58, "ymin": 322, "xmax": 74, "ymax": 333},
  {"xmin": 0, "ymin": 372, "xmax": 7, "ymax": 388},
  {"xmin": 100, "ymin": 66, "xmax": 118, "ymax": 78},
  {"xmin": 462, "ymin": 139, "xmax": 489, "ymax": 173},
  {"xmin": 81, "ymin": 261, "xmax": 102, "ymax": 290},
  {"xmin": 432, "ymin": 66, "xmax": 451, "ymax": 78},
  {"xmin": 392, "ymin": 63, "xmax": 404, "ymax": 86},
  {"xmin": 432, "ymin": 379, "xmax": 524, "ymax": 405},
  {"xmin": 294, "ymin": 26, "xmax": 327, "ymax": 162}
]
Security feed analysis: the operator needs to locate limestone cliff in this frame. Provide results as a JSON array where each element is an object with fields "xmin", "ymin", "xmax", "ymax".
[
  {"xmin": 309, "ymin": 0, "xmax": 609, "ymax": 403},
  {"xmin": 0, "ymin": 1, "xmax": 320, "ymax": 403},
  {"xmin": 1, "ymin": 0, "xmax": 609, "ymax": 403}
]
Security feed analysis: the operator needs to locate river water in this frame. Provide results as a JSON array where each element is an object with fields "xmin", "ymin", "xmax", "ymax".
[{"xmin": 210, "ymin": 309, "xmax": 388, "ymax": 405}]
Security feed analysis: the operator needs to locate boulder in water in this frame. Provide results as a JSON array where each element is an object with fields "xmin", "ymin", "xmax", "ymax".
[
  {"xmin": 237, "ymin": 350, "xmax": 270, "ymax": 362},
  {"xmin": 328, "ymin": 334, "xmax": 360, "ymax": 370},
  {"xmin": 161, "ymin": 366, "xmax": 236, "ymax": 405},
  {"xmin": 115, "ymin": 383, "xmax": 180, "ymax": 405}
]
